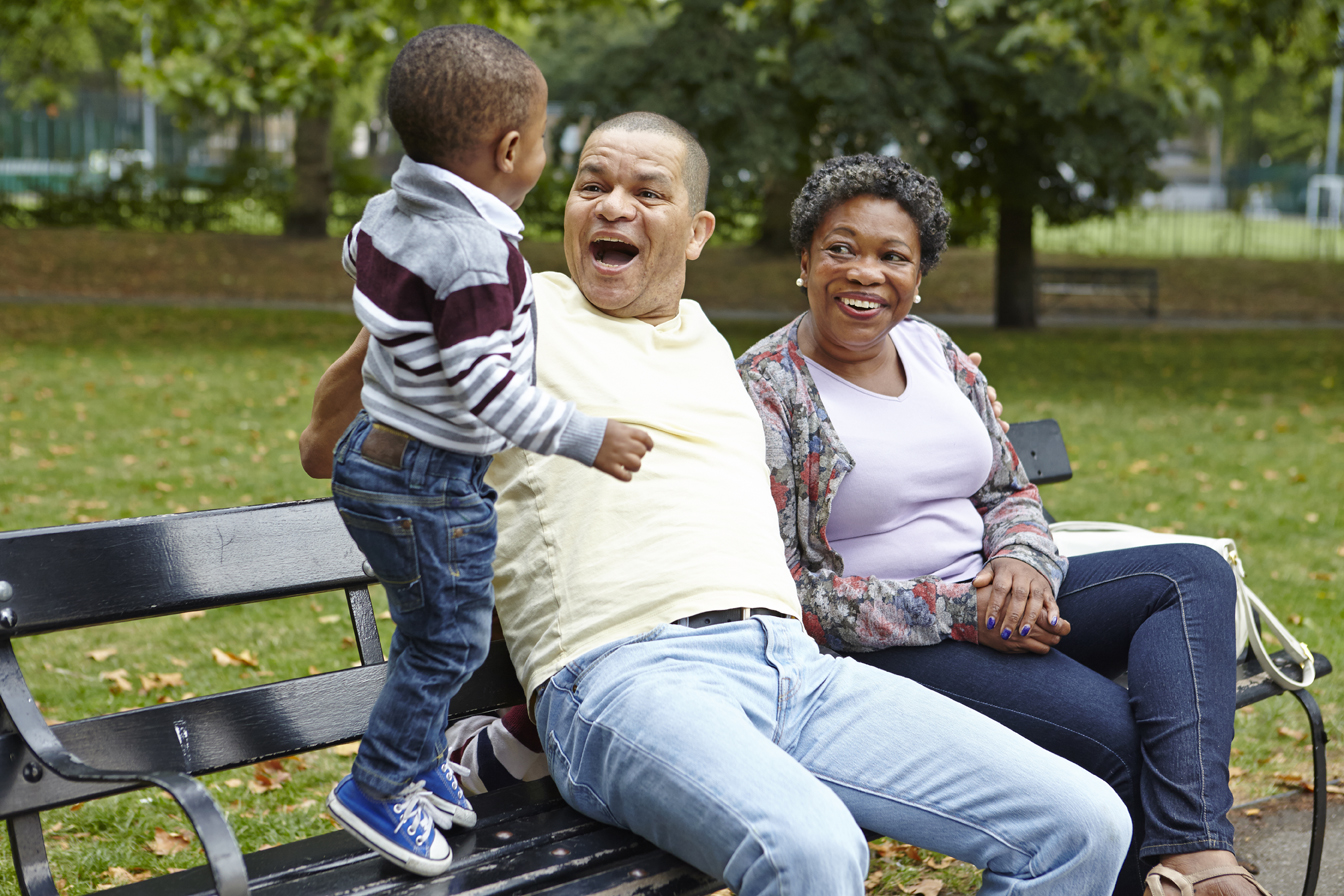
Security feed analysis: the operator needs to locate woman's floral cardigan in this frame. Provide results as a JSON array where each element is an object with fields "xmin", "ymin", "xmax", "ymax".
[{"xmin": 735, "ymin": 314, "xmax": 1068, "ymax": 653}]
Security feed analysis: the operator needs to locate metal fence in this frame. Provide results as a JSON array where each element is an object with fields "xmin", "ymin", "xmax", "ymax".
[{"xmin": 1034, "ymin": 209, "xmax": 1344, "ymax": 262}]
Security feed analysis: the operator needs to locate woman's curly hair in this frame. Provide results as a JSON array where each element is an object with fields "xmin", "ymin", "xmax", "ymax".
[{"xmin": 789, "ymin": 154, "xmax": 951, "ymax": 275}]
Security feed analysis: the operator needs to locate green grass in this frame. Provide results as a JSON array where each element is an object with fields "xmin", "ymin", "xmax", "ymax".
[{"xmin": 2, "ymin": 306, "xmax": 1341, "ymax": 895}]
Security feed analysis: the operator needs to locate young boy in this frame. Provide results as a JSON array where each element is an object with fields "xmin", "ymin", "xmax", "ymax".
[{"xmin": 325, "ymin": 25, "xmax": 652, "ymax": 876}]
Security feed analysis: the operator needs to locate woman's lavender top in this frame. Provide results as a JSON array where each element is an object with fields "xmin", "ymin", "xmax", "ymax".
[{"xmin": 805, "ymin": 318, "xmax": 993, "ymax": 585}]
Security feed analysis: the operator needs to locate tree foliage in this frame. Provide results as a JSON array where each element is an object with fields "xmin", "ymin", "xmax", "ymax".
[{"xmin": 546, "ymin": 0, "xmax": 1339, "ymax": 326}]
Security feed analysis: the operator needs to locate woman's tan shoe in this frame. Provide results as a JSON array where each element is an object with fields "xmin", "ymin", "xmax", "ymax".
[{"xmin": 1145, "ymin": 862, "xmax": 1272, "ymax": 896}]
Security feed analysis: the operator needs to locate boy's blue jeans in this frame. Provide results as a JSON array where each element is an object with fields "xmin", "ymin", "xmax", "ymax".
[{"xmin": 332, "ymin": 411, "xmax": 496, "ymax": 797}]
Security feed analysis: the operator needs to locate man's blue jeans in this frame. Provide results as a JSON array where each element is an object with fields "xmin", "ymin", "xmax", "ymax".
[
  {"xmin": 537, "ymin": 616, "xmax": 1131, "ymax": 896},
  {"xmin": 858, "ymin": 544, "xmax": 1238, "ymax": 895},
  {"xmin": 332, "ymin": 411, "xmax": 496, "ymax": 797}
]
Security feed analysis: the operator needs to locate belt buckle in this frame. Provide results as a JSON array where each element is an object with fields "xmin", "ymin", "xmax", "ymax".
[{"xmin": 739, "ymin": 608, "xmax": 752, "ymax": 621}]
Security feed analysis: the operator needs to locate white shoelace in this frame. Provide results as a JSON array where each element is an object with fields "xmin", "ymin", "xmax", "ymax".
[
  {"xmin": 438, "ymin": 757, "xmax": 471, "ymax": 793},
  {"xmin": 391, "ymin": 784, "xmax": 437, "ymax": 846}
]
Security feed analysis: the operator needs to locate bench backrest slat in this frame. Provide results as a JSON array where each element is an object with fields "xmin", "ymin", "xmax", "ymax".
[
  {"xmin": 0, "ymin": 500, "xmax": 369, "ymax": 637},
  {"xmin": 1005, "ymin": 419, "xmax": 1073, "ymax": 486}
]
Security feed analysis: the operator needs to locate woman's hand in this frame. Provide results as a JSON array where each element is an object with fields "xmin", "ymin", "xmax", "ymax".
[{"xmin": 974, "ymin": 558, "xmax": 1068, "ymax": 655}]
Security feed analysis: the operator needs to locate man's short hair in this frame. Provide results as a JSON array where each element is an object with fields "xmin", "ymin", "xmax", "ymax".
[
  {"xmin": 590, "ymin": 112, "xmax": 709, "ymax": 213},
  {"xmin": 387, "ymin": 25, "xmax": 542, "ymax": 165}
]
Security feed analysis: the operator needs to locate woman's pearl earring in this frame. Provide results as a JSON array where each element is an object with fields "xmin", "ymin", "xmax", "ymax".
[
  {"xmin": 796, "ymin": 277, "xmax": 805, "ymax": 287},
  {"xmin": 914, "ymin": 294, "xmax": 922, "ymax": 304}
]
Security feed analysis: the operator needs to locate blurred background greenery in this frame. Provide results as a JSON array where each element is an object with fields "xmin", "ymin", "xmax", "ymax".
[{"xmin": 2, "ymin": 0, "xmax": 1342, "ymax": 325}]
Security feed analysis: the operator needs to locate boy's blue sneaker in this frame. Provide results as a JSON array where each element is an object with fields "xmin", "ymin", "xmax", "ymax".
[
  {"xmin": 424, "ymin": 757, "xmax": 477, "ymax": 830},
  {"xmin": 326, "ymin": 775, "xmax": 452, "ymax": 876}
]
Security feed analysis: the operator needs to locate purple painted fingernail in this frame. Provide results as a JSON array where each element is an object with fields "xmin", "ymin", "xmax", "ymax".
[
  {"xmin": 1001, "ymin": 628, "xmax": 1012, "ymax": 640},
  {"xmin": 986, "ymin": 616, "xmax": 996, "ymax": 630},
  {"xmin": 1020, "ymin": 624, "xmax": 1031, "ymax": 637},
  {"xmin": 1050, "ymin": 615, "xmax": 1058, "ymax": 626}
]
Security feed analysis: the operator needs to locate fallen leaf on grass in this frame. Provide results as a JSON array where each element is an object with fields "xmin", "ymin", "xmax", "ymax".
[
  {"xmin": 900, "ymin": 880, "xmax": 943, "ymax": 896},
  {"xmin": 179, "ymin": 610, "xmax": 206, "ymax": 621},
  {"xmin": 308, "ymin": 665, "xmax": 321, "ymax": 675},
  {"xmin": 85, "ymin": 647, "xmax": 118, "ymax": 662},
  {"xmin": 100, "ymin": 669, "xmax": 133, "ymax": 694},
  {"xmin": 924, "ymin": 856, "xmax": 958, "ymax": 870},
  {"xmin": 281, "ymin": 799, "xmax": 318, "ymax": 813},
  {"xmin": 871, "ymin": 840, "xmax": 921, "ymax": 862},
  {"xmin": 317, "ymin": 615, "xmax": 341, "ymax": 624},
  {"xmin": 247, "ymin": 759, "xmax": 292, "ymax": 794},
  {"xmin": 140, "ymin": 672, "xmax": 185, "ymax": 693},
  {"xmin": 1243, "ymin": 808, "xmax": 1260, "ymax": 817},
  {"xmin": 211, "ymin": 647, "xmax": 259, "ymax": 667},
  {"xmin": 169, "ymin": 656, "xmax": 189, "ymax": 667},
  {"xmin": 331, "ymin": 741, "xmax": 360, "ymax": 757},
  {"xmin": 1228, "ymin": 766, "xmax": 1245, "ymax": 778},
  {"xmin": 146, "ymin": 827, "xmax": 194, "ymax": 856},
  {"xmin": 224, "ymin": 779, "xmax": 244, "ymax": 788},
  {"xmin": 101, "ymin": 867, "xmax": 152, "ymax": 885},
  {"xmin": 1277, "ymin": 726, "xmax": 1306, "ymax": 741}
]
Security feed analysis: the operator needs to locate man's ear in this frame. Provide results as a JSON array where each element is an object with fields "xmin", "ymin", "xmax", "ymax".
[
  {"xmin": 495, "ymin": 129, "xmax": 522, "ymax": 174},
  {"xmin": 684, "ymin": 210, "xmax": 716, "ymax": 261}
]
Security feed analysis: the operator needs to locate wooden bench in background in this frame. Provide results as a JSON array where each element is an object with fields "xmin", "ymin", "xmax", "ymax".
[
  {"xmin": 1008, "ymin": 419, "xmax": 1334, "ymax": 896},
  {"xmin": 1034, "ymin": 266, "xmax": 1159, "ymax": 318}
]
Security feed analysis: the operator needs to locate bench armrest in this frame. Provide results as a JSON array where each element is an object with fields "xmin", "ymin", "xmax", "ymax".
[{"xmin": 0, "ymin": 641, "xmax": 249, "ymax": 896}]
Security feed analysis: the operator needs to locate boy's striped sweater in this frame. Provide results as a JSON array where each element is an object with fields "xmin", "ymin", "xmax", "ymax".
[{"xmin": 343, "ymin": 157, "xmax": 605, "ymax": 465}]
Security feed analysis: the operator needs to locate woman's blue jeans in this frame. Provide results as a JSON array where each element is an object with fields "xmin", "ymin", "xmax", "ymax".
[
  {"xmin": 332, "ymin": 411, "xmax": 497, "ymax": 797},
  {"xmin": 855, "ymin": 544, "xmax": 1239, "ymax": 896}
]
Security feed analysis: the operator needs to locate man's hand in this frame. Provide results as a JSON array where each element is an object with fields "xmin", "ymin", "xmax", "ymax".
[
  {"xmin": 594, "ymin": 421, "xmax": 654, "ymax": 482},
  {"xmin": 974, "ymin": 557, "xmax": 1068, "ymax": 655},
  {"xmin": 300, "ymin": 329, "xmax": 369, "ymax": 478},
  {"xmin": 965, "ymin": 351, "xmax": 1007, "ymax": 432}
]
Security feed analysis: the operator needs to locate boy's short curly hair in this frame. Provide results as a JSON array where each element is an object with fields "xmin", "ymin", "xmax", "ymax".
[
  {"xmin": 387, "ymin": 25, "xmax": 543, "ymax": 166},
  {"xmin": 789, "ymin": 154, "xmax": 950, "ymax": 275}
]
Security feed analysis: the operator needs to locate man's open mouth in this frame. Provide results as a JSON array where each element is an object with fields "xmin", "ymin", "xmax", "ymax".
[{"xmin": 590, "ymin": 237, "xmax": 640, "ymax": 271}]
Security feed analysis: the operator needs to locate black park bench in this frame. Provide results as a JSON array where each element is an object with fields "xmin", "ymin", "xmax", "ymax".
[
  {"xmin": 0, "ymin": 499, "xmax": 720, "ymax": 896},
  {"xmin": 1034, "ymin": 266, "xmax": 1159, "ymax": 318},
  {"xmin": 0, "ymin": 423, "xmax": 1331, "ymax": 896},
  {"xmin": 1010, "ymin": 419, "xmax": 1334, "ymax": 896}
]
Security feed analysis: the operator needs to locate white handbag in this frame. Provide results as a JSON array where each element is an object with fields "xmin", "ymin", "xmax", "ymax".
[{"xmin": 1048, "ymin": 520, "xmax": 1315, "ymax": 690}]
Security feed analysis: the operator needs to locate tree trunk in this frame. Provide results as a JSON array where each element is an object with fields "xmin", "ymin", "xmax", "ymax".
[
  {"xmin": 757, "ymin": 170, "xmax": 808, "ymax": 256},
  {"xmin": 285, "ymin": 108, "xmax": 332, "ymax": 238},
  {"xmin": 994, "ymin": 197, "xmax": 1037, "ymax": 329}
]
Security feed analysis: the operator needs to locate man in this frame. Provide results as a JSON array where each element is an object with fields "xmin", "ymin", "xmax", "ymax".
[{"xmin": 302, "ymin": 112, "xmax": 1130, "ymax": 896}]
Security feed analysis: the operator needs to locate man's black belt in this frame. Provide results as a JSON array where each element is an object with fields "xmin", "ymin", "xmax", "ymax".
[{"xmin": 671, "ymin": 607, "xmax": 792, "ymax": 629}]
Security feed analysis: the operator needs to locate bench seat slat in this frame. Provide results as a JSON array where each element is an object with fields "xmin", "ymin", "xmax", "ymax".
[
  {"xmin": 0, "ymin": 500, "xmax": 370, "ymax": 637},
  {"xmin": 1235, "ymin": 651, "xmax": 1332, "ymax": 707},
  {"xmin": 103, "ymin": 780, "xmax": 710, "ymax": 896}
]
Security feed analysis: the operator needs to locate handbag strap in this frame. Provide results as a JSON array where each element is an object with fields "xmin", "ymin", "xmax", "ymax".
[{"xmin": 1237, "ymin": 575, "xmax": 1315, "ymax": 690}]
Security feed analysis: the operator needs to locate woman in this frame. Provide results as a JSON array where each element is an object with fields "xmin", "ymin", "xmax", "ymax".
[{"xmin": 737, "ymin": 154, "xmax": 1266, "ymax": 896}]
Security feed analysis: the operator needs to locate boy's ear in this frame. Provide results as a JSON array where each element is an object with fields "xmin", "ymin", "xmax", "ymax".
[{"xmin": 495, "ymin": 129, "xmax": 522, "ymax": 174}]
